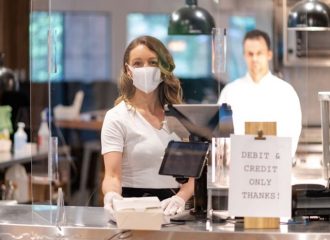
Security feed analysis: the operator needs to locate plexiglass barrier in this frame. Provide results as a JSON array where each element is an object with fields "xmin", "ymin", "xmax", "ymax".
[
  {"xmin": 22, "ymin": 0, "xmax": 328, "ymax": 230},
  {"xmin": 207, "ymin": 137, "xmax": 230, "ymax": 222}
]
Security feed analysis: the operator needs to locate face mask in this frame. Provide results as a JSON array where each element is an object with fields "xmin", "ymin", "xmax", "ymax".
[{"xmin": 128, "ymin": 65, "xmax": 162, "ymax": 94}]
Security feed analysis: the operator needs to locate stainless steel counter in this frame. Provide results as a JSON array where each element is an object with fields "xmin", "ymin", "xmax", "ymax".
[{"xmin": 0, "ymin": 204, "xmax": 330, "ymax": 240}]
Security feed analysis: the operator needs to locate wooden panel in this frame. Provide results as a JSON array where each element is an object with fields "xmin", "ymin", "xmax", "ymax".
[
  {"xmin": 1, "ymin": 0, "xmax": 29, "ymax": 76},
  {"xmin": 0, "ymin": 1, "xmax": 4, "ymax": 51},
  {"xmin": 245, "ymin": 122, "xmax": 277, "ymax": 136},
  {"xmin": 244, "ymin": 121, "xmax": 279, "ymax": 229},
  {"xmin": 244, "ymin": 217, "xmax": 280, "ymax": 229}
]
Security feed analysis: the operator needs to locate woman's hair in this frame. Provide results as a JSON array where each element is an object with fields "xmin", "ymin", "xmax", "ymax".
[{"xmin": 115, "ymin": 35, "xmax": 182, "ymax": 106}]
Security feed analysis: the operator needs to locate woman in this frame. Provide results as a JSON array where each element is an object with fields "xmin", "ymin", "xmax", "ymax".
[{"xmin": 101, "ymin": 36, "xmax": 194, "ymax": 218}]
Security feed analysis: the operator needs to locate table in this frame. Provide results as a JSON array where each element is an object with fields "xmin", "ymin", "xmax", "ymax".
[
  {"xmin": 55, "ymin": 110, "xmax": 105, "ymax": 131},
  {"xmin": 0, "ymin": 145, "xmax": 70, "ymax": 169},
  {"xmin": 0, "ymin": 146, "xmax": 71, "ymax": 203},
  {"xmin": 55, "ymin": 114, "xmax": 104, "ymax": 206},
  {"xmin": 55, "ymin": 119, "xmax": 103, "ymax": 131}
]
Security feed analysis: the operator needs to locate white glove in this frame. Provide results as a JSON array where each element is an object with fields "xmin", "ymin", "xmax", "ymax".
[
  {"xmin": 161, "ymin": 195, "xmax": 185, "ymax": 216},
  {"xmin": 104, "ymin": 191, "xmax": 123, "ymax": 221}
]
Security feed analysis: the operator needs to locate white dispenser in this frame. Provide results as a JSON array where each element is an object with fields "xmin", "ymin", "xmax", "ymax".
[
  {"xmin": 38, "ymin": 109, "xmax": 49, "ymax": 153},
  {"xmin": 13, "ymin": 122, "xmax": 27, "ymax": 156}
]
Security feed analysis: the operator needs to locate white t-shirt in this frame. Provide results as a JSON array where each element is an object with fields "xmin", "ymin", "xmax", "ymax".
[
  {"xmin": 218, "ymin": 72, "xmax": 302, "ymax": 156},
  {"xmin": 101, "ymin": 101, "xmax": 180, "ymax": 188}
]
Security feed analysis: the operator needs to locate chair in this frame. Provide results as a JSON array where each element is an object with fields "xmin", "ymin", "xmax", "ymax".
[
  {"xmin": 54, "ymin": 90, "xmax": 84, "ymax": 120},
  {"xmin": 71, "ymin": 140, "xmax": 102, "ymax": 206}
]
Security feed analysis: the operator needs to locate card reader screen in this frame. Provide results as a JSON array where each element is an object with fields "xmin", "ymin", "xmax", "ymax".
[{"xmin": 159, "ymin": 141, "xmax": 209, "ymax": 178}]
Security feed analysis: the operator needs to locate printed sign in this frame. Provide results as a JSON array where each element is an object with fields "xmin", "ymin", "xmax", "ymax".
[{"xmin": 228, "ymin": 134, "xmax": 292, "ymax": 218}]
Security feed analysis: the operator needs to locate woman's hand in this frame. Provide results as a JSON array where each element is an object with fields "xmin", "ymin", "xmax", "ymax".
[
  {"xmin": 161, "ymin": 195, "xmax": 185, "ymax": 216},
  {"xmin": 104, "ymin": 191, "xmax": 123, "ymax": 221},
  {"xmin": 161, "ymin": 177, "xmax": 194, "ymax": 216}
]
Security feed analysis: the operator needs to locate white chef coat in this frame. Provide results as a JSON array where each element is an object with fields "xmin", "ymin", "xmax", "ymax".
[
  {"xmin": 218, "ymin": 72, "xmax": 302, "ymax": 157},
  {"xmin": 101, "ymin": 101, "xmax": 180, "ymax": 189}
]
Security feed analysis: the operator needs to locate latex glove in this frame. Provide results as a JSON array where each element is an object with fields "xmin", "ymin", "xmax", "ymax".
[
  {"xmin": 161, "ymin": 195, "xmax": 185, "ymax": 216},
  {"xmin": 103, "ymin": 191, "xmax": 123, "ymax": 221}
]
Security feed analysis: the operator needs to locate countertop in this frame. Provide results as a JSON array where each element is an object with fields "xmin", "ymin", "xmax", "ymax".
[{"xmin": 0, "ymin": 204, "xmax": 330, "ymax": 240}]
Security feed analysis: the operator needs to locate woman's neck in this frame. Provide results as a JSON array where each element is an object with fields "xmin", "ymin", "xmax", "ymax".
[
  {"xmin": 129, "ymin": 91, "xmax": 165, "ymax": 129},
  {"xmin": 130, "ymin": 91, "xmax": 162, "ymax": 113}
]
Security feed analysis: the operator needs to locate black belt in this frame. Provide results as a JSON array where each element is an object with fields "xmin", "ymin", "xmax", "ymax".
[{"xmin": 122, "ymin": 187, "xmax": 179, "ymax": 201}]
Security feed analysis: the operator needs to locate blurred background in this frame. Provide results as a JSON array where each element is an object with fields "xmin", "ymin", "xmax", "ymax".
[{"xmin": 0, "ymin": 0, "xmax": 328, "ymax": 207}]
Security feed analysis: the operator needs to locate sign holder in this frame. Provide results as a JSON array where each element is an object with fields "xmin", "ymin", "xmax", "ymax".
[{"xmin": 244, "ymin": 122, "xmax": 279, "ymax": 229}]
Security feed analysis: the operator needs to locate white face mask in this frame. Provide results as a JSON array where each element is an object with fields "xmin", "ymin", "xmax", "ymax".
[{"xmin": 128, "ymin": 65, "xmax": 162, "ymax": 94}]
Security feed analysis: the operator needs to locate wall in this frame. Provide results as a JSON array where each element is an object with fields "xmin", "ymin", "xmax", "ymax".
[
  {"xmin": 0, "ymin": 0, "xmax": 29, "ymax": 76},
  {"xmin": 283, "ymin": 67, "xmax": 330, "ymax": 126},
  {"xmin": 35, "ymin": 0, "xmax": 330, "ymax": 126},
  {"xmin": 33, "ymin": 0, "xmax": 330, "ymax": 126},
  {"xmin": 274, "ymin": 0, "xmax": 330, "ymax": 126},
  {"xmin": 31, "ymin": 0, "xmax": 274, "ymax": 81}
]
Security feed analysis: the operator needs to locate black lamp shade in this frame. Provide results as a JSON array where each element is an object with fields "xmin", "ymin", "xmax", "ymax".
[
  {"xmin": 0, "ymin": 53, "xmax": 16, "ymax": 92},
  {"xmin": 288, "ymin": 0, "xmax": 330, "ymax": 28},
  {"xmin": 168, "ymin": 0, "xmax": 215, "ymax": 35}
]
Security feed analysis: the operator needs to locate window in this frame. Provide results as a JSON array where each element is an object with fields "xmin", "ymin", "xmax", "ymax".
[
  {"xmin": 127, "ymin": 13, "xmax": 212, "ymax": 79},
  {"xmin": 30, "ymin": 12, "xmax": 110, "ymax": 83},
  {"xmin": 127, "ymin": 13, "xmax": 257, "ymax": 82},
  {"xmin": 227, "ymin": 16, "xmax": 256, "ymax": 81},
  {"xmin": 30, "ymin": 12, "xmax": 64, "ymax": 82}
]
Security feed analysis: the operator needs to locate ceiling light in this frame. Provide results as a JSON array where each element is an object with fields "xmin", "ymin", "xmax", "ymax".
[
  {"xmin": 288, "ymin": 0, "xmax": 330, "ymax": 29},
  {"xmin": 168, "ymin": 0, "xmax": 215, "ymax": 35}
]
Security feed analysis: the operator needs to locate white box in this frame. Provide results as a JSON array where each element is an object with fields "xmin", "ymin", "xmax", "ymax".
[{"xmin": 113, "ymin": 197, "xmax": 163, "ymax": 230}]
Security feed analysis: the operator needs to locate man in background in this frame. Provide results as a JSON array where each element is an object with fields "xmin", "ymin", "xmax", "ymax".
[{"xmin": 218, "ymin": 29, "xmax": 302, "ymax": 157}]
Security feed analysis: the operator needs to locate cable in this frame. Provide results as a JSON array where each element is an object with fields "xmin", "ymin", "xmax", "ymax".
[{"xmin": 107, "ymin": 230, "xmax": 132, "ymax": 240}]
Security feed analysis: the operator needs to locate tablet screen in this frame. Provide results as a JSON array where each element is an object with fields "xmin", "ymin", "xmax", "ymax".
[{"xmin": 159, "ymin": 141, "xmax": 209, "ymax": 178}]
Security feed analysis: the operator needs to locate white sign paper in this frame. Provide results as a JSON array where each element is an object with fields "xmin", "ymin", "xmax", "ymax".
[{"xmin": 228, "ymin": 134, "xmax": 292, "ymax": 218}]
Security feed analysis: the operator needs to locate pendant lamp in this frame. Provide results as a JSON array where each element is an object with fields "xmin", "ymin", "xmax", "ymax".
[
  {"xmin": 0, "ymin": 52, "xmax": 17, "ymax": 91},
  {"xmin": 288, "ymin": 0, "xmax": 330, "ymax": 29},
  {"xmin": 168, "ymin": 0, "xmax": 215, "ymax": 35}
]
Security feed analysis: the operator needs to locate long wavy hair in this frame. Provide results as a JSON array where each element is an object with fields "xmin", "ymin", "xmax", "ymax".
[{"xmin": 114, "ymin": 35, "xmax": 182, "ymax": 107}]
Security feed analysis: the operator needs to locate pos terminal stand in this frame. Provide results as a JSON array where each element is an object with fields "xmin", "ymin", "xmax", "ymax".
[{"xmin": 159, "ymin": 104, "xmax": 233, "ymax": 222}]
